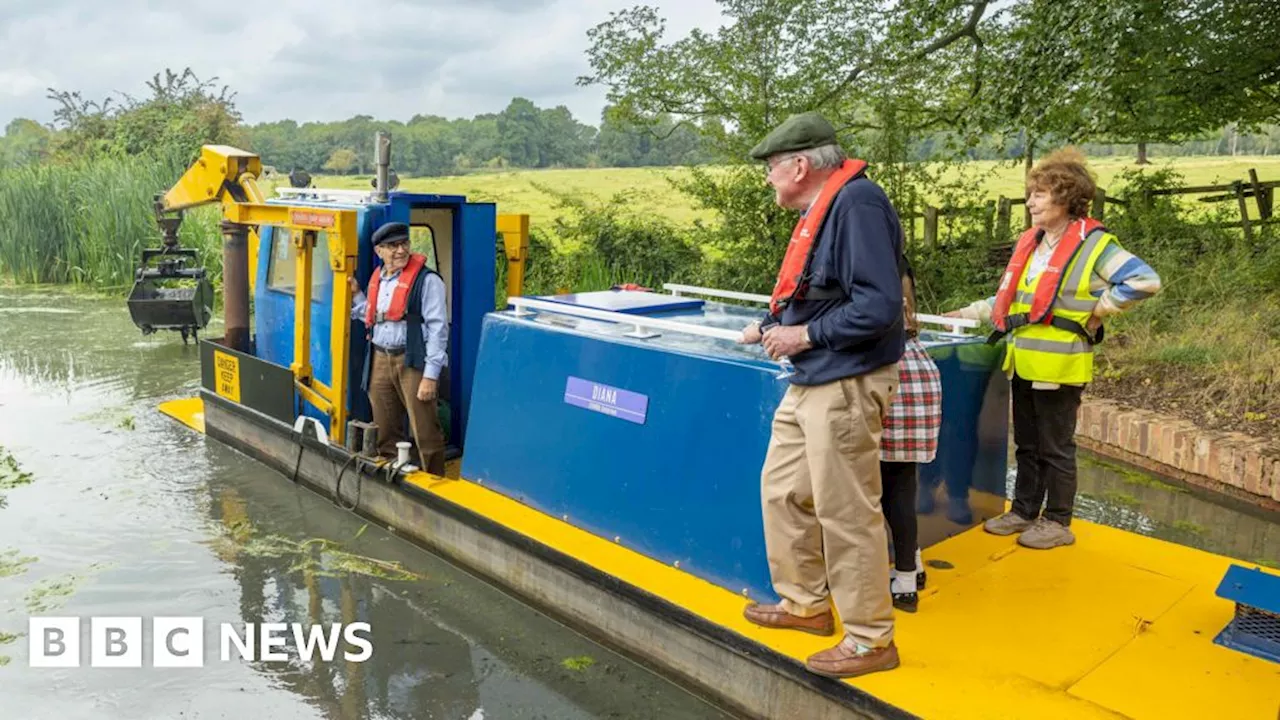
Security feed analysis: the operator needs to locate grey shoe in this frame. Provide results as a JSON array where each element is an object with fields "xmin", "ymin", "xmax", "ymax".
[
  {"xmin": 1018, "ymin": 518, "xmax": 1076, "ymax": 549},
  {"xmin": 983, "ymin": 511, "xmax": 1035, "ymax": 536}
]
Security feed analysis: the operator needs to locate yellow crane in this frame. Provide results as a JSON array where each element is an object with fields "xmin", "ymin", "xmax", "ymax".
[{"xmin": 133, "ymin": 137, "xmax": 530, "ymax": 444}]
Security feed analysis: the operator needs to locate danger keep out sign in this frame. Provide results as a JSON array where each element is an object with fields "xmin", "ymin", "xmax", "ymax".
[{"xmin": 213, "ymin": 350, "xmax": 241, "ymax": 403}]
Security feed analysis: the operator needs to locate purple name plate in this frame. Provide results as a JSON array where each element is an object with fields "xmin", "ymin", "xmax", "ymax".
[{"xmin": 564, "ymin": 376, "xmax": 648, "ymax": 425}]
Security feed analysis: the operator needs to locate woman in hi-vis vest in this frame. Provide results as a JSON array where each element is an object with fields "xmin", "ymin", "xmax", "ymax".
[{"xmin": 945, "ymin": 148, "xmax": 1161, "ymax": 550}]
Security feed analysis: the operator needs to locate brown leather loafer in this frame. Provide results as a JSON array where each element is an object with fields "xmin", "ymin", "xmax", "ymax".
[
  {"xmin": 742, "ymin": 603, "xmax": 835, "ymax": 636},
  {"xmin": 806, "ymin": 639, "xmax": 900, "ymax": 679}
]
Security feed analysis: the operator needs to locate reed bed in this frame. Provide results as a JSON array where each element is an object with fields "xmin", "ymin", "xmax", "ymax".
[{"xmin": 0, "ymin": 155, "xmax": 222, "ymax": 291}]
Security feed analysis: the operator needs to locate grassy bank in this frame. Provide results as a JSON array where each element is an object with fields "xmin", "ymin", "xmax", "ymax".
[
  {"xmin": 1094, "ymin": 303, "xmax": 1280, "ymax": 442},
  {"xmin": 1092, "ymin": 264, "xmax": 1280, "ymax": 442}
]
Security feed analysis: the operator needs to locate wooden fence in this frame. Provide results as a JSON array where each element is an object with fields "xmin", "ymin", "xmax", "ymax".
[{"xmin": 907, "ymin": 168, "xmax": 1278, "ymax": 250}]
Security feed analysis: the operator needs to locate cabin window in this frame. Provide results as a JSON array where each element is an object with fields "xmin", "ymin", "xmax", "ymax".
[
  {"xmin": 266, "ymin": 228, "xmax": 332, "ymax": 300},
  {"xmin": 411, "ymin": 225, "xmax": 438, "ymax": 270}
]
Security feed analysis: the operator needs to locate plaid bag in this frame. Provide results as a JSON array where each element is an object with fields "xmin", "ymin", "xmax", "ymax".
[{"xmin": 881, "ymin": 338, "xmax": 942, "ymax": 463}]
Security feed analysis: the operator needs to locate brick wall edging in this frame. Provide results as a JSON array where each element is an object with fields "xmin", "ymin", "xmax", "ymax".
[{"xmin": 1076, "ymin": 398, "xmax": 1280, "ymax": 511}]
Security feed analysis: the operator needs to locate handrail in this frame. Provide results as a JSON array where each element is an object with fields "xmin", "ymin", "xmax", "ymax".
[
  {"xmin": 917, "ymin": 313, "xmax": 979, "ymax": 335},
  {"xmin": 510, "ymin": 293, "xmax": 980, "ymax": 344},
  {"xmin": 663, "ymin": 283, "xmax": 771, "ymax": 305},
  {"xmin": 274, "ymin": 187, "xmax": 377, "ymax": 204},
  {"xmin": 508, "ymin": 297, "xmax": 744, "ymax": 342},
  {"xmin": 663, "ymin": 282, "xmax": 980, "ymax": 336}
]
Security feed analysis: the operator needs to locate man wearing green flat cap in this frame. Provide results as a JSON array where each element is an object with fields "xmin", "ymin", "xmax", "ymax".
[{"xmin": 738, "ymin": 111, "xmax": 906, "ymax": 679}]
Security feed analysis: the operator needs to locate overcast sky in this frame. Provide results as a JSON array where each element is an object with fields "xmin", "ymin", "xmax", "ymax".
[{"xmin": 0, "ymin": 0, "xmax": 724, "ymax": 130}]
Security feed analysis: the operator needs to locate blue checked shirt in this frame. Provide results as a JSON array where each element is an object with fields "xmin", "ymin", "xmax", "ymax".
[{"xmin": 351, "ymin": 268, "xmax": 449, "ymax": 380}]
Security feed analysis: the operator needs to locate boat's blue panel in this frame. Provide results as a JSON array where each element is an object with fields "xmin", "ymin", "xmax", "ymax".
[
  {"xmin": 1216, "ymin": 564, "xmax": 1280, "ymax": 612},
  {"xmin": 1214, "ymin": 564, "xmax": 1280, "ymax": 663},
  {"xmin": 463, "ymin": 312, "xmax": 786, "ymax": 599},
  {"xmin": 455, "ymin": 202, "xmax": 497, "ymax": 447},
  {"xmin": 461, "ymin": 309, "xmax": 1009, "ymax": 601},
  {"xmin": 917, "ymin": 340, "xmax": 1010, "ymax": 523},
  {"xmin": 388, "ymin": 191, "xmax": 470, "ymax": 205}
]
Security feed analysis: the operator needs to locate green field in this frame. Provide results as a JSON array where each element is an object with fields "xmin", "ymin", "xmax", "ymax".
[
  {"xmin": 311, "ymin": 166, "xmax": 716, "ymax": 227},
  {"xmin": 311, "ymin": 155, "xmax": 1280, "ymax": 229}
]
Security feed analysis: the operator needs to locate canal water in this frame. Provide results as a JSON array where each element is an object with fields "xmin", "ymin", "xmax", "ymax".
[
  {"xmin": 1, "ymin": 288, "xmax": 1277, "ymax": 720},
  {"xmin": 0, "ymin": 288, "xmax": 734, "ymax": 720}
]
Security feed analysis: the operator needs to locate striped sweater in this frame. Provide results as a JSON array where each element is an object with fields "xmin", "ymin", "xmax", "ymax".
[{"xmin": 956, "ymin": 240, "xmax": 1162, "ymax": 324}]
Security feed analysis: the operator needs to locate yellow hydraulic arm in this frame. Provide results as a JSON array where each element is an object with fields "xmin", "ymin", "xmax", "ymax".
[
  {"xmin": 157, "ymin": 145, "xmax": 266, "ymax": 212},
  {"xmin": 157, "ymin": 145, "xmax": 359, "ymax": 446}
]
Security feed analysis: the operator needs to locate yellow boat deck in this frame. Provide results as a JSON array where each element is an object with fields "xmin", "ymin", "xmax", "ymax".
[{"xmin": 161, "ymin": 397, "xmax": 1280, "ymax": 719}]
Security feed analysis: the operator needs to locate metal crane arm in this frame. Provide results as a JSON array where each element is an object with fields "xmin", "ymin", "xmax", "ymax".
[
  {"xmin": 153, "ymin": 143, "xmax": 360, "ymax": 446},
  {"xmin": 157, "ymin": 145, "xmax": 265, "ymax": 214}
]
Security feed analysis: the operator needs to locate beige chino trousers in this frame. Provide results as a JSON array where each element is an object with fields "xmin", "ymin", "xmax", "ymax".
[{"xmin": 760, "ymin": 363, "xmax": 899, "ymax": 648}]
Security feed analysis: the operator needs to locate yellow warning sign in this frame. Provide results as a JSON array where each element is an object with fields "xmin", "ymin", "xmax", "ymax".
[{"xmin": 213, "ymin": 350, "xmax": 241, "ymax": 403}]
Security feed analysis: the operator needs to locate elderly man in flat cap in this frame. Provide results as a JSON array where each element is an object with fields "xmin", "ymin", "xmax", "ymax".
[
  {"xmin": 349, "ymin": 221, "xmax": 449, "ymax": 475},
  {"xmin": 738, "ymin": 111, "xmax": 906, "ymax": 678}
]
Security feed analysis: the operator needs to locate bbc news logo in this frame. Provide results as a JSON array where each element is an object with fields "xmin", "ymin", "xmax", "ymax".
[{"xmin": 28, "ymin": 617, "xmax": 373, "ymax": 668}]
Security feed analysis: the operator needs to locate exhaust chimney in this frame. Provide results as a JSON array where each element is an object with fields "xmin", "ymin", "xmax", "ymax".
[{"xmin": 374, "ymin": 132, "xmax": 391, "ymax": 203}]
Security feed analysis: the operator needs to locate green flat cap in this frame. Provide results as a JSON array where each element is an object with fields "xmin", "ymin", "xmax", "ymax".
[{"xmin": 749, "ymin": 111, "xmax": 838, "ymax": 160}]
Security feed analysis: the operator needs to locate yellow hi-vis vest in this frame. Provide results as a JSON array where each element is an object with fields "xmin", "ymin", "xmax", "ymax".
[{"xmin": 1001, "ymin": 227, "xmax": 1112, "ymax": 385}]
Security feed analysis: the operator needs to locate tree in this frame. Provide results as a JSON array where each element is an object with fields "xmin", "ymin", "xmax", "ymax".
[
  {"xmin": 580, "ymin": 0, "xmax": 996, "ymax": 160},
  {"xmin": 579, "ymin": 0, "xmax": 998, "ymax": 288},
  {"xmin": 322, "ymin": 148, "xmax": 359, "ymax": 174},
  {"xmin": 45, "ymin": 67, "xmax": 242, "ymax": 161},
  {"xmin": 540, "ymin": 105, "xmax": 595, "ymax": 167},
  {"xmin": 1175, "ymin": 0, "xmax": 1280, "ymax": 131},
  {"xmin": 1093, "ymin": 1, "xmax": 1203, "ymax": 163},
  {"xmin": 597, "ymin": 107, "xmax": 647, "ymax": 166},
  {"xmin": 973, "ymin": 0, "xmax": 1280, "ymax": 165},
  {"xmin": 967, "ymin": 2, "xmax": 1092, "ymax": 172},
  {"xmin": 0, "ymin": 119, "xmax": 51, "ymax": 168},
  {"xmin": 596, "ymin": 105, "xmax": 711, "ymax": 166},
  {"xmin": 497, "ymin": 98, "xmax": 545, "ymax": 167}
]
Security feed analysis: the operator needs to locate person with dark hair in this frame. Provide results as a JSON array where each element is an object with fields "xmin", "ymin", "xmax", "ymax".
[
  {"xmin": 945, "ymin": 148, "xmax": 1161, "ymax": 549},
  {"xmin": 879, "ymin": 254, "xmax": 941, "ymax": 612}
]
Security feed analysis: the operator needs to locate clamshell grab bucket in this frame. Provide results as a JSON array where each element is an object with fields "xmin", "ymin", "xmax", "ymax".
[{"xmin": 127, "ymin": 247, "xmax": 214, "ymax": 342}]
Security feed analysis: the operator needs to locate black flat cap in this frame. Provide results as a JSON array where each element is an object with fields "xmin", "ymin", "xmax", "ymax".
[
  {"xmin": 371, "ymin": 222, "xmax": 410, "ymax": 247},
  {"xmin": 749, "ymin": 111, "xmax": 838, "ymax": 160}
]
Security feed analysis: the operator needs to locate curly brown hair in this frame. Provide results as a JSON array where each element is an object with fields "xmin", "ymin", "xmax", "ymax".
[{"xmin": 1026, "ymin": 147, "xmax": 1097, "ymax": 219}]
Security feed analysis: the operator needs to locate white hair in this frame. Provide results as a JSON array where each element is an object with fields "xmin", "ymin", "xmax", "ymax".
[{"xmin": 796, "ymin": 143, "xmax": 847, "ymax": 170}]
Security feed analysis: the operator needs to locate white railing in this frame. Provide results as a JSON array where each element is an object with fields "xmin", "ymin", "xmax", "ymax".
[
  {"xmin": 507, "ymin": 297, "xmax": 744, "ymax": 342},
  {"xmin": 917, "ymin": 313, "xmax": 979, "ymax": 336},
  {"xmin": 664, "ymin": 282, "xmax": 979, "ymax": 336},
  {"xmin": 275, "ymin": 187, "xmax": 377, "ymax": 204},
  {"xmin": 663, "ymin": 283, "xmax": 771, "ymax": 305}
]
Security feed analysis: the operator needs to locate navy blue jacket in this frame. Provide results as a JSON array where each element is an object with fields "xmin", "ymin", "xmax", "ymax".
[{"xmin": 764, "ymin": 177, "xmax": 905, "ymax": 386}]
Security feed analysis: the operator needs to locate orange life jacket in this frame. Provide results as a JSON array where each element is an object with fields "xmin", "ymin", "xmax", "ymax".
[
  {"xmin": 769, "ymin": 158, "xmax": 868, "ymax": 316},
  {"xmin": 991, "ymin": 217, "xmax": 1104, "ymax": 336},
  {"xmin": 364, "ymin": 252, "xmax": 428, "ymax": 328}
]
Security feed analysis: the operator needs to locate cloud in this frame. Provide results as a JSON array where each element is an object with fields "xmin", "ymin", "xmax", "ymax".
[{"xmin": 0, "ymin": 0, "xmax": 725, "ymax": 130}]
